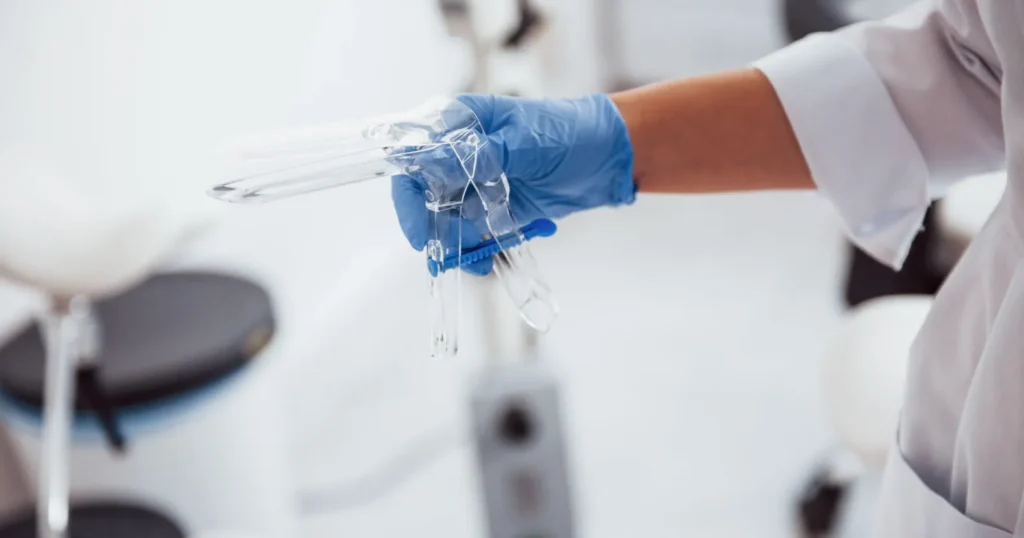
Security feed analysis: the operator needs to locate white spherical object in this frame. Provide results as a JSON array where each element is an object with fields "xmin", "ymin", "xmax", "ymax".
[
  {"xmin": 821, "ymin": 295, "xmax": 933, "ymax": 470},
  {"xmin": 0, "ymin": 146, "xmax": 214, "ymax": 297}
]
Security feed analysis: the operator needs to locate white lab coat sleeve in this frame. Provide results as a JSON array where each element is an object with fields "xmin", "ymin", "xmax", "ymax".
[{"xmin": 753, "ymin": 0, "xmax": 1005, "ymax": 269}]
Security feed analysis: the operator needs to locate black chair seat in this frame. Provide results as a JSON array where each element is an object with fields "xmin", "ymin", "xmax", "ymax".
[
  {"xmin": 0, "ymin": 502, "xmax": 185, "ymax": 538},
  {"xmin": 0, "ymin": 272, "xmax": 275, "ymax": 413}
]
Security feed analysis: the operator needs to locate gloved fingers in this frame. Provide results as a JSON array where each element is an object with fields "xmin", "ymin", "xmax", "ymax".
[
  {"xmin": 393, "ymin": 173, "xmax": 494, "ymax": 276},
  {"xmin": 455, "ymin": 94, "xmax": 498, "ymax": 130},
  {"xmin": 388, "ymin": 144, "xmax": 472, "ymax": 205},
  {"xmin": 508, "ymin": 183, "xmax": 551, "ymax": 223},
  {"xmin": 391, "ymin": 174, "xmax": 429, "ymax": 251},
  {"xmin": 430, "ymin": 208, "xmax": 494, "ymax": 277}
]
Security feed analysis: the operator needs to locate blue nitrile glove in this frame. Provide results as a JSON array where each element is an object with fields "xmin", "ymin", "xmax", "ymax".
[{"xmin": 392, "ymin": 93, "xmax": 636, "ymax": 275}]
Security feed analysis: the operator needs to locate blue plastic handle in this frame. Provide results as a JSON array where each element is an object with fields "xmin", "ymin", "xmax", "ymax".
[{"xmin": 427, "ymin": 218, "xmax": 557, "ymax": 276}]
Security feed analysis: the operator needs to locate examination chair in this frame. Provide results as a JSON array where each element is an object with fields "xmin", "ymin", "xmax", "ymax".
[{"xmin": 0, "ymin": 148, "xmax": 290, "ymax": 538}]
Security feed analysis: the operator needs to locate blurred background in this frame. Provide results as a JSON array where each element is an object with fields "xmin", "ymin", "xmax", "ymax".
[{"xmin": 0, "ymin": 1, "xmax": 1001, "ymax": 538}]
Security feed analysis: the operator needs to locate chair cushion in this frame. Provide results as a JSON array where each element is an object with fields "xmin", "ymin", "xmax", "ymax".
[
  {"xmin": 0, "ymin": 272, "xmax": 274, "ymax": 412},
  {"xmin": 0, "ymin": 147, "xmax": 213, "ymax": 297}
]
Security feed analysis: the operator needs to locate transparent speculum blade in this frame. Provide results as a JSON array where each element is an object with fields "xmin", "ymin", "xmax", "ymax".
[
  {"xmin": 426, "ymin": 207, "xmax": 462, "ymax": 358},
  {"xmin": 484, "ymin": 204, "xmax": 559, "ymax": 331},
  {"xmin": 207, "ymin": 145, "xmax": 445, "ymax": 204},
  {"xmin": 446, "ymin": 128, "xmax": 560, "ymax": 331}
]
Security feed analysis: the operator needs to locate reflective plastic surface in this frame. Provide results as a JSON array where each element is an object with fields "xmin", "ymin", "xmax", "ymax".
[{"xmin": 209, "ymin": 97, "xmax": 557, "ymax": 357}]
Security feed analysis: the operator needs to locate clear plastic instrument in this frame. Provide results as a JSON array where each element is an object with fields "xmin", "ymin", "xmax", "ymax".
[{"xmin": 208, "ymin": 97, "xmax": 558, "ymax": 358}]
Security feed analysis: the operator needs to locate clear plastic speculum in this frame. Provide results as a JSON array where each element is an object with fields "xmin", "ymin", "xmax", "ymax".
[{"xmin": 208, "ymin": 97, "xmax": 558, "ymax": 358}]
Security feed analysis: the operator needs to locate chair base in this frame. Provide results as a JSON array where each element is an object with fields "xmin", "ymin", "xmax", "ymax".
[{"xmin": 0, "ymin": 502, "xmax": 184, "ymax": 538}]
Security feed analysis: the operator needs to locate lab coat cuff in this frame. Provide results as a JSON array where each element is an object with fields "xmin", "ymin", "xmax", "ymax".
[{"xmin": 753, "ymin": 33, "xmax": 931, "ymax": 270}]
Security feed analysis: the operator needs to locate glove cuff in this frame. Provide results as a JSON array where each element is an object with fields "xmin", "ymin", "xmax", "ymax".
[{"xmin": 590, "ymin": 93, "xmax": 637, "ymax": 207}]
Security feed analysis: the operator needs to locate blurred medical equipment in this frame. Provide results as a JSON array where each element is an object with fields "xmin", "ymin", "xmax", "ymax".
[
  {"xmin": 470, "ymin": 346, "xmax": 576, "ymax": 538},
  {"xmin": 0, "ymin": 2, "xmax": 483, "ymax": 536},
  {"xmin": 0, "ymin": 148, "xmax": 292, "ymax": 538},
  {"xmin": 438, "ymin": 0, "xmax": 550, "ymax": 96},
  {"xmin": 209, "ymin": 96, "xmax": 559, "ymax": 358},
  {"xmin": 593, "ymin": 0, "xmax": 638, "ymax": 91}
]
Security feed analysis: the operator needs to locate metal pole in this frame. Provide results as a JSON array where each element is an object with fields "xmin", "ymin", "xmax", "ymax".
[
  {"xmin": 593, "ymin": 0, "xmax": 633, "ymax": 91},
  {"xmin": 37, "ymin": 296, "xmax": 82, "ymax": 538}
]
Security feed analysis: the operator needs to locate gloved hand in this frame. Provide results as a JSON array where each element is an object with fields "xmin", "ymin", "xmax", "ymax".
[{"xmin": 391, "ymin": 93, "xmax": 636, "ymax": 274}]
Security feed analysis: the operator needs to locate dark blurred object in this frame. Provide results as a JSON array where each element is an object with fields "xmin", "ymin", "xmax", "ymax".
[
  {"xmin": 0, "ymin": 272, "xmax": 274, "ymax": 538},
  {"xmin": 796, "ymin": 468, "xmax": 849, "ymax": 537},
  {"xmin": 781, "ymin": 0, "xmax": 945, "ymax": 308},
  {"xmin": 504, "ymin": 0, "xmax": 545, "ymax": 49},
  {"xmin": 783, "ymin": 0, "xmax": 854, "ymax": 41},
  {"xmin": 0, "ymin": 503, "xmax": 184, "ymax": 538},
  {"xmin": 843, "ymin": 208, "xmax": 945, "ymax": 306}
]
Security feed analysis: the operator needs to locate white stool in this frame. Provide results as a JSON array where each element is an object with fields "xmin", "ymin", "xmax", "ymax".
[{"xmin": 0, "ymin": 147, "xmax": 292, "ymax": 538}]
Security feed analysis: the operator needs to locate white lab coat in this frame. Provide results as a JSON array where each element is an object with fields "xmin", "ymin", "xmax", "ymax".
[{"xmin": 754, "ymin": 0, "xmax": 1023, "ymax": 535}]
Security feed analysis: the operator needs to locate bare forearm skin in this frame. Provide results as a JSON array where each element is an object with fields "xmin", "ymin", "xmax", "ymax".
[{"xmin": 611, "ymin": 68, "xmax": 814, "ymax": 194}]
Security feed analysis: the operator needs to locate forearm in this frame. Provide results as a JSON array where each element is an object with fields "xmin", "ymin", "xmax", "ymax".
[{"xmin": 611, "ymin": 67, "xmax": 814, "ymax": 194}]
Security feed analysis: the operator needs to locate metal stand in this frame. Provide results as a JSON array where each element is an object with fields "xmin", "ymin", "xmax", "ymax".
[
  {"xmin": 470, "ymin": 274, "xmax": 576, "ymax": 538},
  {"xmin": 36, "ymin": 296, "xmax": 101, "ymax": 538},
  {"xmin": 593, "ymin": 0, "xmax": 643, "ymax": 91},
  {"xmin": 37, "ymin": 299, "xmax": 73, "ymax": 538}
]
